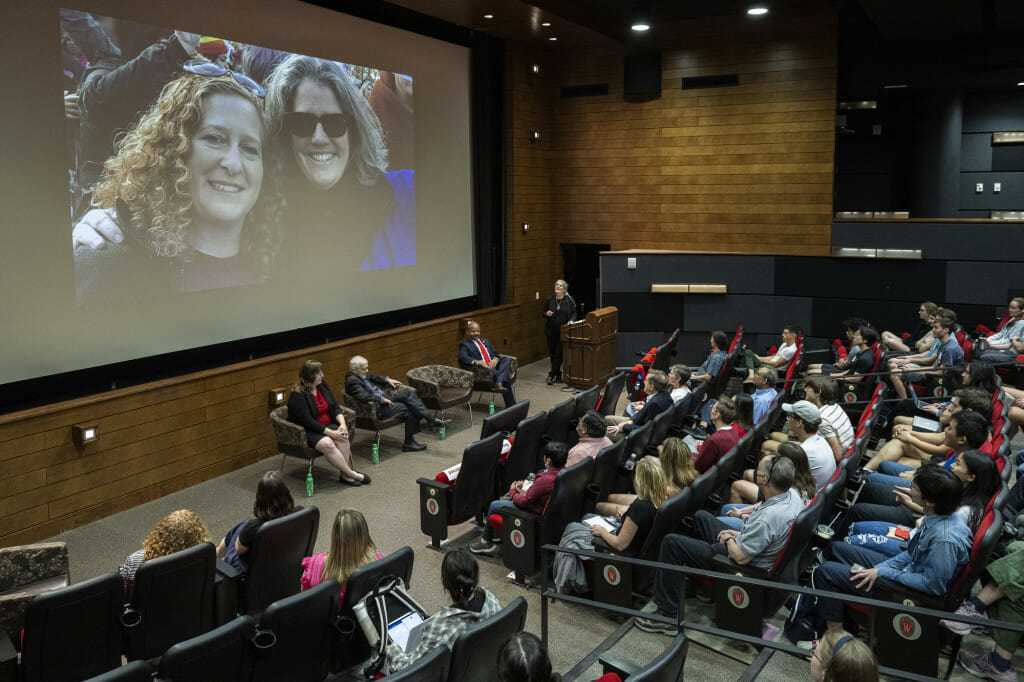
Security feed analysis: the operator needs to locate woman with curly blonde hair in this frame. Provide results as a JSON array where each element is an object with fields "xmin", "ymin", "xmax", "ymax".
[
  {"xmin": 119, "ymin": 509, "xmax": 211, "ymax": 593},
  {"xmin": 74, "ymin": 62, "xmax": 284, "ymax": 300}
]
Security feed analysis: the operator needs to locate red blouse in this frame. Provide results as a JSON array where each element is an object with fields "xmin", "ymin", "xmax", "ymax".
[{"xmin": 315, "ymin": 389, "xmax": 331, "ymax": 426}]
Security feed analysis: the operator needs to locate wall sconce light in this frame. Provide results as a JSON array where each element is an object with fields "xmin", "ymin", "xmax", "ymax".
[
  {"xmin": 522, "ymin": 222, "xmax": 529, "ymax": 233},
  {"xmin": 530, "ymin": 63, "xmax": 540, "ymax": 74},
  {"xmin": 530, "ymin": 130, "xmax": 540, "ymax": 143},
  {"xmin": 268, "ymin": 388, "xmax": 288, "ymax": 408},
  {"xmin": 72, "ymin": 423, "xmax": 99, "ymax": 448}
]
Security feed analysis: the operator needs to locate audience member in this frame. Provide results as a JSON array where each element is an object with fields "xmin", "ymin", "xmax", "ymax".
[
  {"xmin": 804, "ymin": 375, "xmax": 855, "ymax": 462},
  {"xmin": 589, "ymin": 456, "xmax": 664, "ymax": 555},
  {"xmin": 498, "ymin": 632, "xmax": 562, "ymax": 682},
  {"xmin": 345, "ymin": 355, "xmax": 449, "ymax": 452},
  {"xmin": 383, "ymin": 550, "xmax": 500, "ymax": 674},
  {"xmin": 119, "ymin": 509, "xmax": 210, "ymax": 596},
  {"xmin": 977, "ymin": 297, "xmax": 1024, "ymax": 365},
  {"xmin": 807, "ymin": 318, "xmax": 868, "ymax": 375},
  {"xmin": 301, "ymin": 508, "xmax": 381, "ymax": 602},
  {"xmin": 288, "ymin": 359, "xmax": 369, "ymax": 484},
  {"xmin": 881, "ymin": 301, "xmax": 938, "ymax": 355},
  {"xmin": 217, "ymin": 471, "xmax": 299, "ymax": 571},
  {"xmin": 763, "ymin": 400, "xmax": 835, "ymax": 489},
  {"xmin": 598, "ymin": 438, "xmax": 697, "ymax": 516},
  {"xmin": 811, "ymin": 466, "xmax": 971, "ymax": 637},
  {"xmin": 471, "ymin": 441, "xmax": 568, "ymax": 555},
  {"xmin": 743, "ymin": 325, "xmax": 799, "ymax": 381},
  {"xmin": 734, "ymin": 393, "xmax": 755, "ymax": 435},
  {"xmin": 692, "ymin": 396, "xmax": 741, "ymax": 473},
  {"xmin": 636, "ymin": 456, "xmax": 803, "ymax": 634},
  {"xmin": 606, "ymin": 370, "xmax": 673, "ymax": 441},
  {"xmin": 726, "ymin": 440, "xmax": 818, "ymax": 514},
  {"xmin": 690, "ymin": 331, "xmax": 729, "ymax": 384},
  {"xmin": 566, "ymin": 410, "xmax": 612, "ymax": 467},
  {"xmin": 891, "ymin": 316, "xmax": 962, "ymax": 400},
  {"xmin": 459, "ymin": 321, "xmax": 516, "ymax": 407},
  {"xmin": 750, "ymin": 366, "xmax": 779, "ymax": 424},
  {"xmin": 668, "ymin": 364, "xmax": 692, "ymax": 403},
  {"xmin": 810, "ymin": 629, "xmax": 879, "ymax": 682}
]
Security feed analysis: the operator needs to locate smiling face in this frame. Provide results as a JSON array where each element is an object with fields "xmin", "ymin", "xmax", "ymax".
[
  {"xmin": 290, "ymin": 79, "xmax": 350, "ymax": 190},
  {"xmin": 186, "ymin": 93, "xmax": 263, "ymax": 235},
  {"xmin": 467, "ymin": 322, "xmax": 482, "ymax": 340}
]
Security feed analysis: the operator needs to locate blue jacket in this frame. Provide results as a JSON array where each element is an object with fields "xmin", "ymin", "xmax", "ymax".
[
  {"xmin": 458, "ymin": 337, "xmax": 501, "ymax": 367},
  {"xmin": 875, "ymin": 512, "xmax": 972, "ymax": 595},
  {"xmin": 624, "ymin": 391, "xmax": 673, "ymax": 433}
]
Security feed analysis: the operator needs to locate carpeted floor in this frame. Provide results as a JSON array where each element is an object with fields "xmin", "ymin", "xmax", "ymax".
[{"xmin": 43, "ymin": 359, "xmax": 1021, "ymax": 680}]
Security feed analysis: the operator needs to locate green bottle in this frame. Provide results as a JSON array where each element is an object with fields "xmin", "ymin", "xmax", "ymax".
[
  {"xmin": 372, "ymin": 442, "xmax": 379, "ymax": 465},
  {"xmin": 439, "ymin": 425, "xmax": 446, "ymax": 440},
  {"xmin": 489, "ymin": 400, "xmax": 495, "ymax": 416},
  {"xmin": 305, "ymin": 472, "xmax": 314, "ymax": 497}
]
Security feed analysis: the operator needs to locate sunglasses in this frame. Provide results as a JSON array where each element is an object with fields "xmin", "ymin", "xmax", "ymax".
[
  {"xmin": 283, "ymin": 112, "xmax": 349, "ymax": 138},
  {"xmin": 183, "ymin": 60, "xmax": 266, "ymax": 98}
]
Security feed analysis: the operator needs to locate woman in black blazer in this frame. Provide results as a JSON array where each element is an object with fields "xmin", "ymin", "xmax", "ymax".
[{"xmin": 287, "ymin": 360, "xmax": 370, "ymax": 486}]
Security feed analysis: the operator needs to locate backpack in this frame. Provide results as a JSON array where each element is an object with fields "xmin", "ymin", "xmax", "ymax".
[{"xmin": 348, "ymin": 575, "xmax": 428, "ymax": 676}]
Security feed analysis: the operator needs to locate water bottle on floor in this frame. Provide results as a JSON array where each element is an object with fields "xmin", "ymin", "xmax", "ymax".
[
  {"xmin": 306, "ymin": 471, "xmax": 314, "ymax": 497},
  {"xmin": 489, "ymin": 400, "xmax": 495, "ymax": 416},
  {"xmin": 372, "ymin": 442, "xmax": 379, "ymax": 465}
]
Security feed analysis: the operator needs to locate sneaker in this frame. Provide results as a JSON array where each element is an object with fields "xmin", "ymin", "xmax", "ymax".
[
  {"xmin": 942, "ymin": 600, "xmax": 988, "ymax": 636},
  {"xmin": 639, "ymin": 601, "xmax": 659, "ymax": 615},
  {"xmin": 958, "ymin": 650, "xmax": 1017, "ymax": 682},
  {"xmin": 634, "ymin": 615, "xmax": 678, "ymax": 636},
  {"xmin": 469, "ymin": 538, "xmax": 499, "ymax": 555}
]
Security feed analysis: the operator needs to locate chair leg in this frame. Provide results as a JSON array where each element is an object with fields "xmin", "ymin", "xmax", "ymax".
[
  {"xmin": 467, "ymin": 401, "xmax": 473, "ymax": 426},
  {"xmin": 280, "ymin": 453, "xmax": 287, "ymax": 471}
]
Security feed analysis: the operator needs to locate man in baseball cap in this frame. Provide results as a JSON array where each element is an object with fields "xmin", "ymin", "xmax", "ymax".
[{"xmin": 781, "ymin": 400, "xmax": 835, "ymax": 489}]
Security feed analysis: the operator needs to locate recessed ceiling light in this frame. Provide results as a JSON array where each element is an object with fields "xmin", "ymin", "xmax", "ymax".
[
  {"xmin": 631, "ymin": 23, "xmax": 651, "ymax": 32},
  {"xmin": 1018, "ymin": 82, "xmax": 1024, "ymax": 87},
  {"xmin": 747, "ymin": 6, "xmax": 769, "ymax": 15},
  {"xmin": 483, "ymin": 14, "xmax": 493, "ymax": 19},
  {"xmin": 541, "ymin": 21, "xmax": 551, "ymax": 27},
  {"xmin": 548, "ymin": 36, "xmax": 557, "ymax": 41}
]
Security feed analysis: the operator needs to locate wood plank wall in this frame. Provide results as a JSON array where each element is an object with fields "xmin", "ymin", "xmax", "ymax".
[
  {"xmin": 549, "ymin": 6, "xmax": 838, "ymax": 256},
  {"xmin": 0, "ymin": 305, "xmax": 535, "ymax": 547}
]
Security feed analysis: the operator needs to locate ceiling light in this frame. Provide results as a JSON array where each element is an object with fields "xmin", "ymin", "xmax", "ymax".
[
  {"xmin": 541, "ymin": 21, "xmax": 551, "ymax": 27},
  {"xmin": 548, "ymin": 36, "xmax": 557, "ymax": 41},
  {"xmin": 483, "ymin": 14, "xmax": 493, "ymax": 19},
  {"xmin": 1018, "ymin": 82, "xmax": 1024, "ymax": 87},
  {"xmin": 747, "ymin": 6, "xmax": 769, "ymax": 15},
  {"xmin": 631, "ymin": 23, "xmax": 651, "ymax": 32}
]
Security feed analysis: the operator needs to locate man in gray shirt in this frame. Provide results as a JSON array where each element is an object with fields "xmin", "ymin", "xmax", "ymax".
[{"xmin": 637, "ymin": 456, "xmax": 805, "ymax": 634}]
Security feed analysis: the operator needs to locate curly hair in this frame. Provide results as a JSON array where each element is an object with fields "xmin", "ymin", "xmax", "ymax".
[
  {"xmin": 264, "ymin": 54, "xmax": 389, "ymax": 186},
  {"xmin": 142, "ymin": 509, "xmax": 211, "ymax": 560},
  {"xmin": 91, "ymin": 72, "xmax": 284, "ymax": 277}
]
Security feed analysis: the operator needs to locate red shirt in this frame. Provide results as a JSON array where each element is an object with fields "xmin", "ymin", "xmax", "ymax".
[
  {"xmin": 693, "ymin": 426, "xmax": 740, "ymax": 474},
  {"xmin": 315, "ymin": 389, "xmax": 331, "ymax": 426},
  {"xmin": 511, "ymin": 467, "xmax": 561, "ymax": 515}
]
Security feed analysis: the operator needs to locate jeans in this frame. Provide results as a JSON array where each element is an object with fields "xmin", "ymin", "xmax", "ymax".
[
  {"xmin": 484, "ymin": 499, "xmax": 517, "ymax": 541},
  {"xmin": 813, "ymin": 542, "xmax": 890, "ymax": 623},
  {"xmin": 717, "ymin": 503, "xmax": 746, "ymax": 531},
  {"xmin": 651, "ymin": 511, "xmax": 729, "ymax": 617},
  {"xmin": 844, "ymin": 521, "xmax": 906, "ymax": 558}
]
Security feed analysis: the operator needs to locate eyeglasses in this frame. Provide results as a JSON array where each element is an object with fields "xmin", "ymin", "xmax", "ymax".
[
  {"xmin": 283, "ymin": 112, "xmax": 349, "ymax": 138},
  {"xmin": 183, "ymin": 60, "xmax": 266, "ymax": 98}
]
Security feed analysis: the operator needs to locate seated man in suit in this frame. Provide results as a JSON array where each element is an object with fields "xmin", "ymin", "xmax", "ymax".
[
  {"xmin": 459, "ymin": 321, "xmax": 516, "ymax": 407},
  {"xmin": 345, "ymin": 355, "xmax": 449, "ymax": 452}
]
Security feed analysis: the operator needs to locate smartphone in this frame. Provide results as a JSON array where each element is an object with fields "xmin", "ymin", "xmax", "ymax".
[
  {"xmin": 850, "ymin": 563, "xmax": 865, "ymax": 572},
  {"xmin": 894, "ymin": 527, "xmax": 911, "ymax": 541}
]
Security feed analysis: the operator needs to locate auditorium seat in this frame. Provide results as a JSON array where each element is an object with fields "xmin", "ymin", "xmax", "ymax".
[
  {"xmin": 599, "ymin": 633, "xmax": 688, "ymax": 682},
  {"xmin": 253, "ymin": 579, "xmax": 339, "ymax": 682},
  {"xmin": 81, "ymin": 660, "xmax": 153, "ymax": 682},
  {"xmin": 157, "ymin": 615, "xmax": 257, "ymax": 682},
  {"xmin": 386, "ymin": 643, "xmax": 449, "ymax": 682},
  {"xmin": 0, "ymin": 541, "xmax": 68, "ymax": 645},
  {"xmin": 589, "ymin": 439, "xmax": 628, "ymax": 505},
  {"xmin": 446, "ymin": 597, "xmax": 527, "ymax": 682},
  {"xmin": 417, "ymin": 432, "xmax": 504, "ymax": 550},
  {"xmin": 596, "ymin": 372, "xmax": 627, "ymax": 418},
  {"xmin": 499, "ymin": 411, "xmax": 548, "ymax": 495},
  {"xmin": 479, "ymin": 400, "xmax": 531, "ymax": 440},
  {"xmin": 544, "ymin": 397, "xmax": 576, "ymax": 446},
  {"xmin": 464, "ymin": 354, "xmax": 518, "ymax": 404}
]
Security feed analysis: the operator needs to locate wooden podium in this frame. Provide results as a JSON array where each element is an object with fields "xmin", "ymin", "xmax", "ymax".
[{"xmin": 561, "ymin": 306, "xmax": 618, "ymax": 390}]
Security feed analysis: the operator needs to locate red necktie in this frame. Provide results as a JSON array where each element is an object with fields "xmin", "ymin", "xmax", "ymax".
[{"xmin": 474, "ymin": 339, "xmax": 491, "ymax": 364}]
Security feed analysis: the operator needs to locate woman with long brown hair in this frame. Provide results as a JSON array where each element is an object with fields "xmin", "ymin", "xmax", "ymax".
[{"xmin": 300, "ymin": 508, "xmax": 381, "ymax": 601}]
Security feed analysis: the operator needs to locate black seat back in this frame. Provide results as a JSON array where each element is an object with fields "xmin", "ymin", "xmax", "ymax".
[
  {"xmin": 500, "ymin": 412, "xmax": 548, "ymax": 493},
  {"xmin": 639, "ymin": 489, "xmax": 692, "ymax": 562},
  {"xmin": 254, "ymin": 580, "xmax": 339, "ymax": 682},
  {"xmin": 541, "ymin": 458, "xmax": 595, "ymax": 547},
  {"xmin": 573, "ymin": 385, "xmax": 602, "ymax": 421},
  {"xmin": 544, "ymin": 398, "xmax": 576, "ymax": 446},
  {"xmin": 591, "ymin": 439, "xmax": 627, "ymax": 501},
  {"xmin": 597, "ymin": 372, "xmax": 627, "ymax": 417},
  {"xmin": 625, "ymin": 421, "xmax": 653, "ymax": 458},
  {"xmin": 124, "ymin": 541, "xmax": 216, "ymax": 661},
  {"xmin": 771, "ymin": 495, "xmax": 825, "ymax": 588},
  {"xmin": 158, "ymin": 615, "xmax": 257, "ymax": 682},
  {"xmin": 21, "ymin": 572, "xmax": 124, "ymax": 682},
  {"xmin": 479, "ymin": 400, "xmax": 531, "ymax": 440},
  {"xmin": 81, "ymin": 660, "xmax": 154, "ymax": 682},
  {"xmin": 244, "ymin": 506, "xmax": 320, "ymax": 615},
  {"xmin": 388, "ymin": 642, "xmax": 450, "ymax": 681},
  {"xmin": 446, "ymin": 597, "xmax": 528, "ymax": 682},
  {"xmin": 629, "ymin": 633, "xmax": 689, "ymax": 682},
  {"xmin": 334, "ymin": 547, "xmax": 415, "ymax": 672},
  {"xmin": 450, "ymin": 432, "xmax": 505, "ymax": 522},
  {"xmin": 688, "ymin": 468, "xmax": 717, "ymax": 511},
  {"xmin": 650, "ymin": 330, "xmax": 680, "ymax": 373},
  {"xmin": 647, "ymin": 409, "xmax": 675, "ymax": 452}
]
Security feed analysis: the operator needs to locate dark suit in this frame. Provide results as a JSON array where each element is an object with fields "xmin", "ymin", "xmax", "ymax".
[
  {"xmin": 287, "ymin": 381, "xmax": 345, "ymax": 448},
  {"xmin": 345, "ymin": 370, "xmax": 431, "ymax": 443},
  {"xmin": 624, "ymin": 390, "xmax": 673, "ymax": 434},
  {"xmin": 458, "ymin": 337, "xmax": 515, "ymax": 407}
]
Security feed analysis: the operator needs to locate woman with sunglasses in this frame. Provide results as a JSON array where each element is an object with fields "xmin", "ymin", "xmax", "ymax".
[
  {"xmin": 74, "ymin": 62, "xmax": 282, "ymax": 300},
  {"xmin": 264, "ymin": 55, "xmax": 414, "ymax": 272}
]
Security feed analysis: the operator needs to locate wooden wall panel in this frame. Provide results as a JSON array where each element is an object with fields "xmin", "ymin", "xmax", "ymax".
[{"xmin": 550, "ymin": 6, "xmax": 838, "ymax": 256}]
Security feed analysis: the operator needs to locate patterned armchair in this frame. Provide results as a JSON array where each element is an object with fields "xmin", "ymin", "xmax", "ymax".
[
  {"xmin": 464, "ymin": 355, "xmax": 519, "ymax": 397},
  {"xmin": 0, "ymin": 542, "xmax": 69, "ymax": 643},
  {"xmin": 269, "ymin": 405, "xmax": 355, "ymax": 479},
  {"xmin": 343, "ymin": 382, "xmax": 414, "ymax": 449},
  {"xmin": 406, "ymin": 365, "xmax": 474, "ymax": 424}
]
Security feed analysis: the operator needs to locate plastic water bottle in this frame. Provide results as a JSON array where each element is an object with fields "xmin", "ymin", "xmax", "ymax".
[
  {"xmin": 489, "ymin": 400, "xmax": 495, "ymax": 416},
  {"xmin": 305, "ymin": 472, "xmax": 314, "ymax": 497},
  {"xmin": 372, "ymin": 442, "xmax": 379, "ymax": 465},
  {"xmin": 624, "ymin": 452, "xmax": 637, "ymax": 471},
  {"xmin": 439, "ymin": 425, "xmax": 446, "ymax": 440}
]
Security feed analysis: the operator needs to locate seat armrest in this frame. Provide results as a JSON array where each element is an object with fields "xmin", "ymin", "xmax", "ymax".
[
  {"xmin": 871, "ymin": 579, "xmax": 946, "ymax": 609},
  {"xmin": 417, "ymin": 477, "xmax": 450, "ymax": 493},
  {"xmin": 591, "ymin": 535, "xmax": 614, "ymax": 554},
  {"xmin": 711, "ymin": 553, "xmax": 769, "ymax": 579},
  {"xmin": 599, "ymin": 652, "xmax": 640, "ymax": 680},
  {"xmin": 501, "ymin": 507, "xmax": 540, "ymax": 524}
]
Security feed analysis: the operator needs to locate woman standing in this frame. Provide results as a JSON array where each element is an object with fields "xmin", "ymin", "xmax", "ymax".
[
  {"xmin": 287, "ymin": 360, "xmax": 370, "ymax": 485},
  {"xmin": 543, "ymin": 279, "xmax": 577, "ymax": 384}
]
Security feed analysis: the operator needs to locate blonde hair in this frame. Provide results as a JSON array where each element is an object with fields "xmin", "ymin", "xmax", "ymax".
[
  {"xmin": 142, "ymin": 509, "xmax": 211, "ymax": 560},
  {"xmin": 658, "ymin": 437, "xmax": 697, "ymax": 494},
  {"xmin": 321, "ymin": 509, "xmax": 377, "ymax": 586},
  {"xmin": 634, "ymin": 457, "xmax": 667, "ymax": 508},
  {"xmin": 817, "ymin": 630, "xmax": 878, "ymax": 682}
]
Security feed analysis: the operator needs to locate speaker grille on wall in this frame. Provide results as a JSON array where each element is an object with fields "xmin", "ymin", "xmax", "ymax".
[
  {"xmin": 681, "ymin": 74, "xmax": 739, "ymax": 90},
  {"xmin": 624, "ymin": 52, "xmax": 661, "ymax": 100},
  {"xmin": 560, "ymin": 84, "xmax": 610, "ymax": 98}
]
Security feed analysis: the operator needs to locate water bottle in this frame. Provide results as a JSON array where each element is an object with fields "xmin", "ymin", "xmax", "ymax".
[
  {"xmin": 353, "ymin": 601, "xmax": 379, "ymax": 647},
  {"xmin": 439, "ymin": 425, "xmax": 446, "ymax": 440},
  {"xmin": 305, "ymin": 472, "xmax": 314, "ymax": 497},
  {"xmin": 489, "ymin": 400, "xmax": 495, "ymax": 416},
  {"xmin": 372, "ymin": 442, "xmax": 379, "ymax": 465},
  {"xmin": 624, "ymin": 452, "xmax": 637, "ymax": 471}
]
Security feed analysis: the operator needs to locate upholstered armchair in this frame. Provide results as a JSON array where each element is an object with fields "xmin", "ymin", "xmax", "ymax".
[
  {"xmin": 463, "ymin": 355, "xmax": 519, "ymax": 399},
  {"xmin": 0, "ymin": 541, "xmax": 69, "ymax": 643},
  {"xmin": 343, "ymin": 382, "xmax": 415, "ymax": 449},
  {"xmin": 269, "ymin": 405, "xmax": 355, "ymax": 478},
  {"xmin": 406, "ymin": 365, "xmax": 474, "ymax": 424}
]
